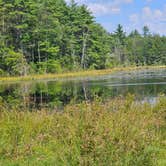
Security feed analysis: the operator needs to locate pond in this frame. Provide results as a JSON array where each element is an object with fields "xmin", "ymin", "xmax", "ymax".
[{"xmin": 0, "ymin": 69, "xmax": 166, "ymax": 109}]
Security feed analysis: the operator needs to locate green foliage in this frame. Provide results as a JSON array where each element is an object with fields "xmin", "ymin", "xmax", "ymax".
[
  {"xmin": 0, "ymin": 0, "xmax": 165, "ymax": 76},
  {"xmin": 46, "ymin": 60, "xmax": 62, "ymax": 73},
  {"xmin": 0, "ymin": 69, "xmax": 5, "ymax": 76},
  {"xmin": 0, "ymin": 47, "xmax": 28, "ymax": 76},
  {"xmin": 35, "ymin": 60, "xmax": 62, "ymax": 74},
  {"xmin": 36, "ymin": 62, "xmax": 47, "ymax": 74},
  {"xmin": 0, "ymin": 97, "xmax": 165, "ymax": 165}
]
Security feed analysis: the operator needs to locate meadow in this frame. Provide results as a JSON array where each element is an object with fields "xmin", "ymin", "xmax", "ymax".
[{"xmin": 0, "ymin": 95, "xmax": 165, "ymax": 166}]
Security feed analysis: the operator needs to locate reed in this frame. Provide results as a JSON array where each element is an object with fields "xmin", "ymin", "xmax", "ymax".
[{"xmin": 0, "ymin": 96, "xmax": 165, "ymax": 165}]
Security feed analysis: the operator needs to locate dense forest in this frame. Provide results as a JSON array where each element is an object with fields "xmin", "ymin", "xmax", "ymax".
[{"xmin": 0, "ymin": 0, "xmax": 166, "ymax": 76}]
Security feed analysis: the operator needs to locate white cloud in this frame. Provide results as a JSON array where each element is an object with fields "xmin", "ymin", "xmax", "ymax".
[
  {"xmin": 88, "ymin": 0, "xmax": 133, "ymax": 16},
  {"xmin": 129, "ymin": 14, "xmax": 139, "ymax": 24},
  {"xmin": 142, "ymin": 7, "xmax": 152, "ymax": 19},
  {"xmin": 154, "ymin": 9, "xmax": 163, "ymax": 19},
  {"xmin": 129, "ymin": 6, "xmax": 166, "ymax": 35},
  {"xmin": 65, "ymin": 0, "xmax": 133, "ymax": 16},
  {"xmin": 65, "ymin": 0, "xmax": 87, "ymax": 4},
  {"xmin": 142, "ymin": 6, "xmax": 166, "ymax": 22},
  {"xmin": 88, "ymin": 3, "xmax": 121, "ymax": 16}
]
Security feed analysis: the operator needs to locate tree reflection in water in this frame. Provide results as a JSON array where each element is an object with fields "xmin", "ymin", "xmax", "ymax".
[{"xmin": 0, "ymin": 69, "xmax": 166, "ymax": 110}]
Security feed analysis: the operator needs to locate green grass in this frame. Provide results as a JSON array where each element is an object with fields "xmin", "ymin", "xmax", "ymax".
[
  {"xmin": 0, "ymin": 65, "xmax": 166, "ymax": 83},
  {"xmin": 0, "ymin": 96, "xmax": 165, "ymax": 166}
]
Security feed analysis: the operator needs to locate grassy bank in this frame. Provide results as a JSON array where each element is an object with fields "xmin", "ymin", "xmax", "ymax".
[
  {"xmin": 0, "ymin": 65, "xmax": 166, "ymax": 83},
  {"xmin": 0, "ymin": 96, "xmax": 165, "ymax": 165}
]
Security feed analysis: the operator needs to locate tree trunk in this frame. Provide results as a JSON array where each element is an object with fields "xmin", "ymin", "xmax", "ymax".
[
  {"xmin": 82, "ymin": 81, "xmax": 88, "ymax": 101},
  {"xmin": 38, "ymin": 41, "xmax": 41, "ymax": 62},
  {"xmin": 81, "ymin": 32, "xmax": 88, "ymax": 69}
]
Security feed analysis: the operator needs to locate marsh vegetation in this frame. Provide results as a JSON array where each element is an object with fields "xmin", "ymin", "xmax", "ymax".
[
  {"xmin": 0, "ymin": 96, "xmax": 165, "ymax": 165},
  {"xmin": 0, "ymin": 69, "xmax": 165, "ymax": 165}
]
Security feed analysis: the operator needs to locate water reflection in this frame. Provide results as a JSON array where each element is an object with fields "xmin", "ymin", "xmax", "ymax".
[{"xmin": 0, "ymin": 69, "xmax": 166, "ymax": 109}]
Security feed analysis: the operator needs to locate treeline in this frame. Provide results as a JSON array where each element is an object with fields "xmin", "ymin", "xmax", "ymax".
[{"xmin": 0, "ymin": 0, "xmax": 166, "ymax": 76}]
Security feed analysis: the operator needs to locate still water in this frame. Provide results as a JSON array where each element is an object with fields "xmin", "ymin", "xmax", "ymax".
[{"xmin": 0, "ymin": 69, "xmax": 166, "ymax": 109}]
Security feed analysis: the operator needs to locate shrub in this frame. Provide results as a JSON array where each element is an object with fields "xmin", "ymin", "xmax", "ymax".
[
  {"xmin": 0, "ymin": 69, "xmax": 5, "ymax": 76},
  {"xmin": 46, "ymin": 60, "xmax": 62, "ymax": 73}
]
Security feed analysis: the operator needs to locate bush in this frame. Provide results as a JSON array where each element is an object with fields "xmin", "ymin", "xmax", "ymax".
[
  {"xmin": 1, "ymin": 49, "xmax": 29, "ymax": 76},
  {"xmin": 0, "ymin": 69, "xmax": 5, "ymax": 76},
  {"xmin": 46, "ymin": 60, "xmax": 62, "ymax": 73},
  {"xmin": 36, "ymin": 62, "xmax": 47, "ymax": 74},
  {"xmin": 36, "ymin": 61, "xmax": 62, "ymax": 74}
]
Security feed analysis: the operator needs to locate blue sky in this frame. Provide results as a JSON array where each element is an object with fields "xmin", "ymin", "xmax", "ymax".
[{"xmin": 66, "ymin": 0, "xmax": 166, "ymax": 35}]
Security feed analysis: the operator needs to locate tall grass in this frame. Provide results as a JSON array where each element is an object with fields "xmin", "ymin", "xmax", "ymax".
[{"xmin": 0, "ymin": 96, "xmax": 165, "ymax": 165}]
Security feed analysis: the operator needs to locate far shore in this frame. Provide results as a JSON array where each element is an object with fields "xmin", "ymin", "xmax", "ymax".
[{"xmin": 0, "ymin": 65, "xmax": 166, "ymax": 83}]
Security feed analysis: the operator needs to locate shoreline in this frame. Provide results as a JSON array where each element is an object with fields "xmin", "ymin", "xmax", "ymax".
[{"xmin": 0, "ymin": 65, "xmax": 166, "ymax": 83}]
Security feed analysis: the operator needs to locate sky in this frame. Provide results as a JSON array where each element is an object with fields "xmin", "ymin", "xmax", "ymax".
[{"xmin": 66, "ymin": 0, "xmax": 166, "ymax": 35}]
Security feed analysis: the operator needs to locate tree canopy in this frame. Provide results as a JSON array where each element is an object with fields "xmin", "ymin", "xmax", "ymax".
[{"xmin": 0, "ymin": 0, "xmax": 165, "ymax": 76}]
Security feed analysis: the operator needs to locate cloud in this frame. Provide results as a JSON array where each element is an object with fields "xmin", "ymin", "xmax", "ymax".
[
  {"xmin": 129, "ymin": 14, "xmax": 139, "ymax": 24},
  {"xmin": 142, "ymin": 7, "xmax": 152, "ymax": 18},
  {"xmin": 65, "ymin": 0, "xmax": 87, "ymax": 4},
  {"xmin": 129, "ymin": 5, "xmax": 166, "ymax": 35},
  {"xmin": 65, "ymin": 0, "xmax": 165, "ymax": 35},
  {"xmin": 88, "ymin": 3, "xmax": 121, "ymax": 16},
  {"xmin": 88, "ymin": 0, "xmax": 133, "ymax": 16},
  {"xmin": 142, "ymin": 6, "xmax": 166, "ymax": 22},
  {"xmin": 65, "ymin": 0, "xmax": 133, "ymax": 16}
]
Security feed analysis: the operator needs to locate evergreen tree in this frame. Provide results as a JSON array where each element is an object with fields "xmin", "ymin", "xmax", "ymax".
[{"xmin": 0, "ymin": 0, "xmax": 165, "ymax": 76}]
